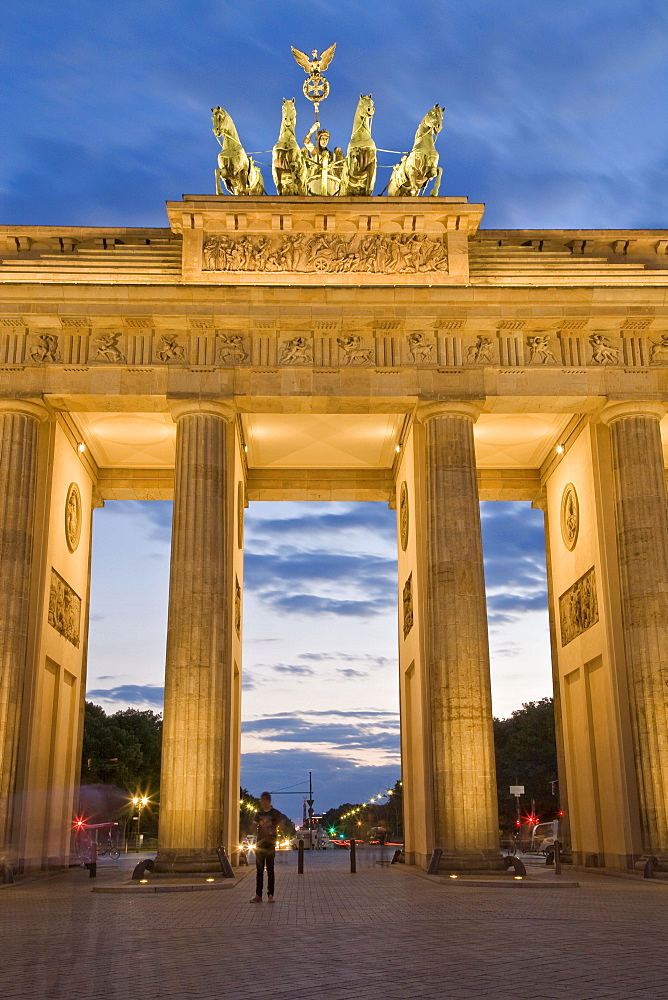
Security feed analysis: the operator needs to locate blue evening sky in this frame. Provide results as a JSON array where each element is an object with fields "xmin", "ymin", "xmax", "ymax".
[{"xmin": 3, "ymin": 1, "xmax": 667, "ymax": 814}]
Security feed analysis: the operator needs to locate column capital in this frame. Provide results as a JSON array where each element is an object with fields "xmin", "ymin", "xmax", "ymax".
[
  {"xmin": 416, "ymin": 400, "xmax": 483, "ymax": 424},
  {"xmin": 0, "ymin": 398, "xmax": 49, "ymax": 422},
  {"xmin": 531, "ymin": 489, "xmax": 548, "ymax": 513},
  {"xmin": 168, "ymin": 399, "xmax": 236, "ymax": 422},
  {"xmin": 598, "ymin": 400, "xmax": 667, "ymax": 426}
]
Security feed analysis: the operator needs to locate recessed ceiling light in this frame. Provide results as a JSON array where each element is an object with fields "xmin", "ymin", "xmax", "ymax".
[{"xmin": 556, "ymin": 444, "xmax": 564, "ymax": 454}]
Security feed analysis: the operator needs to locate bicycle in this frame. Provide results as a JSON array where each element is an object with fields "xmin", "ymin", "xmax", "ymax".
[{"xmin": 96, "ymin": 836, "xmax": 120, "ymax": 861}]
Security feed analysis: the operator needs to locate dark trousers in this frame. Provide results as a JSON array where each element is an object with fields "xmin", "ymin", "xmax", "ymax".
[{"xmin": 255, "ymin": 848, "xmax": 275, "ymax": 896}]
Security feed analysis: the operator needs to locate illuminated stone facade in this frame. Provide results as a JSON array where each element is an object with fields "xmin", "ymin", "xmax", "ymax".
[{"xmin": 1, "ymin": 195, "xmax": 668, "ymax": 871}]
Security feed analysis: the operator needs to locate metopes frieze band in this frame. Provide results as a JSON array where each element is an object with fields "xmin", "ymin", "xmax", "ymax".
[
  {"xmin": 4, "ymin": 328, "xmax": 668, "ymax": 369},
  {"xmin": 202, "ymin": 233, "xmax": 449, "ymax": 274}
]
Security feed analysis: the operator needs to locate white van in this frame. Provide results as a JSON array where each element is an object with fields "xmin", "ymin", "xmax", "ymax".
[{"xmin": 530, "ymin": 820, "xmax": 559, "ymax": 854}]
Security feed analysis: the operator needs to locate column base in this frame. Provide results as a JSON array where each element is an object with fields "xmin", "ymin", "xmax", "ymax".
[
  {"xmin": 436, "ymin": 850, "xmax": 507, "ymax": 873},
  {"xmin": 154, "ymin": 849, "xmax": 223, "ymax": 874}
]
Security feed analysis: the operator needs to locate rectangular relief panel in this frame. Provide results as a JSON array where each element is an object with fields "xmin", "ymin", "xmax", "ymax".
[
  {"xmin": 168, "ymin": 197, "xmax": 484, "ymax": 286},
  {"xmin": 47, "ymin": 569, "xmax": 81, "ymax": 647},
  {"xmin": 559, "ymin": 567, "xmax": 599, "ymax": 646}
]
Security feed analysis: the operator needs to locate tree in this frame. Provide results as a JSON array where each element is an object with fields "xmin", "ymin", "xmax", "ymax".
[
  {"xmin": 321, "ymin": 779, "xmax": 403, "ymax": 841},
  {"xmin": 81, "ymin": 701, "xmax": 162, "ymax": 792},
  {"xmin": 80, "ymin": 701, "xmax": 163, "ymax": 831},
  {"xmin": 494, "ymin": 698, "xmax": 558, "ymax": 835}
]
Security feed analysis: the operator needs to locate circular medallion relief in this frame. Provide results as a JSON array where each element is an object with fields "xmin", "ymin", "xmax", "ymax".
[
  {"xmin": 65, "ymin": 483, "xmax": 82, "ymax": 553},
  {"xmin": 399, "ymin": 481, "xmax": 409, "ymax": 552},
  {"xmin": 560, "ymin": 483, "xmax": 579, "ymax": 551}
]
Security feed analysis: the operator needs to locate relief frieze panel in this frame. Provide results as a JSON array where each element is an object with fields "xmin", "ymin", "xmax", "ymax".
[
  {"xmin": 559, "ymin": 567, "xmax": 599, "ymax": 646},
  {"xmin": 5, "ymin": 323, "xmax": 668, "ymax": 371},
  {"xmin": 202, "ymin": 232, "xmax": 449, "ymax": 274},
  {"xmin": 403, "ymin": 573, "xmax": 414, "ymax": 638},
  {"xmin": 48, "ymin": 568, "xmax": 81, "ymax": 647}
]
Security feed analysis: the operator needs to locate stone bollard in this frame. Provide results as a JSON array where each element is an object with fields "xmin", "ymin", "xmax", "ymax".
[
  {"xmin": 350, "ymin": 838, "xmax": 357, "ymax": 873},
  {"xmin": 297, "ymin": 839, "xmax": 304, "ymax": 874}
]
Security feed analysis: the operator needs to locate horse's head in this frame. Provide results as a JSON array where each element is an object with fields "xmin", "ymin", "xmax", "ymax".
[
  {"xmin": 211, "ymin": 106, "xmax": 231, "ymax": 135},
  {"xmin": 357, "ymin": 93, "xmax": 375, "ymax": 119},
  {"xmin": 281, "ymin": 98, "xmax": 297, "ymax": 126},
  {"xmin": 426, "ymin": 104, "xmax": 445, "ymax": 134}
]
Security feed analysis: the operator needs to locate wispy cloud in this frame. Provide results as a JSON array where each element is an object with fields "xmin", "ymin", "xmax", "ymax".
[{"xmin": 86, "ymin": 684, "xmax": 164, "ymax": 708}]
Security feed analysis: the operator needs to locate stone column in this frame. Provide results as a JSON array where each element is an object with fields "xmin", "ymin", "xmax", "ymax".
[
  {"xmin": 418, "ymin": 402, "xmax": 500, "ymax": 865},
  {"xmin": 0, "ymin": 400, "xmax": 46, "ymax": 859},
  {"xmin": 600, "ymin": 401, "xmax": 668, "ymax": 856},
  {"xmin": 155, "ymin": 400, "xmax": 235, "ymax": 872}
]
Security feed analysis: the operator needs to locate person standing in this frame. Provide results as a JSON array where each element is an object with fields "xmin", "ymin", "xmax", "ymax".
[{"xmin": 251, "ymin": 792, "xmax": 282, "ymax": 902}]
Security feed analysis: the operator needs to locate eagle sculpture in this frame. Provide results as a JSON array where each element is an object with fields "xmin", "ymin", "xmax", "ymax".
[{"xmin": 291, "ymin": 43, "xmax": 337, "ymax": 75}]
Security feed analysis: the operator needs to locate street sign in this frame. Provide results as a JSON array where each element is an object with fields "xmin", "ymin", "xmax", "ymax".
[{"xmin": 509, "ymin": 785, "xmax": 524, "ymax": 796}]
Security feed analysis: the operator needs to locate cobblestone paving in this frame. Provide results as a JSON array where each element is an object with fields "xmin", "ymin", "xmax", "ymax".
[{"xmin": 1, "ymin": 850, "xmax": 667, "ymax": 999}]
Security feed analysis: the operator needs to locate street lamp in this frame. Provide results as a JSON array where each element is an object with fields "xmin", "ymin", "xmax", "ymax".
[{"xmin": 132, "ymin": 796, "xmax": 149, "ymax": 852}]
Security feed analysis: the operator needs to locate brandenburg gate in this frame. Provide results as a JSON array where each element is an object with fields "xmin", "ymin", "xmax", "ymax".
[{"xmin": 1, "ymin": 50, "xmax": 668, "ymax": 873}]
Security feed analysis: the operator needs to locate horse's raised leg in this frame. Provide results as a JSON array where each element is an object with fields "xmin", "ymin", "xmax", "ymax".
[{"xmin": 430, "ymin": 167, "xmax": 443, "ymax": 197}]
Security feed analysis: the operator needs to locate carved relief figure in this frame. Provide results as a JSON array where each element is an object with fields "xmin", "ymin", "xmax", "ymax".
[
  {"xmin": 235, "ymin": 577, "xmax": 242, "ymax": 637},
  {"xmin": 156, "ymin": 334, "xmax": 187, "ymax": 363},
  {"xmin": 407, "ymin": 332, "xmax": 433, "ymax": 362},
  {"xmin": 200, "ymin": 233, "xmax": 448, "ymax": 274},
  {"xmin": 65, "ymin": 483, "xmax": 82, "ymax": 553},
  {"xmin": 589, "ymin": 333, "xmax": 619, "ymax": 365},
  {"xmin": 559, "ymin": 567, "xmax": 599, "ymax": 646},
  {"xmin": 218, "ymin": 334, "xmax": 248, "ymax": 365},
  {"xmin": 399, "ymin": 482, "xmax": 409, "ymax": 552},
  {"xmin": 403, "ymin": 573, "xmax": 414, "ymax": 638},
  {"xmin": 649, "ymin": 333, "xmax": 668, "ymax": 365},
  {"xmin": 95, "ymin": 332, "xmax": 125, "ymax": 363},
  {"xmin": 237, "ymin": 481, "xmax": 245, "ymax": 548},
  {"xmin": 337, "ymin": 334, "xmax": 372, "ymax": 366},
  {"xmin": 527, "ymin": 335, "xmax": 557, "ymax": 364},
  {"xmin": 48, "ymin": 569, "xmax": 81, "ymax": 647},
  {"xmin": 30, "ymin": 334, "xmax": 60, "ymax": 363},
  {"xmin": 279, "ymin": 336, "xmax": 312, "ymax": 365},
  {"xmin": 560, "ymin": 483, "xmax": 579, "ymax": 551},
  {"xmin": 466, "ymin": 335, "xmax": 493, "ymax": 364}
]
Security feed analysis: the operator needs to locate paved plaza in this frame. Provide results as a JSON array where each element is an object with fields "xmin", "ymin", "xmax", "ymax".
[{"xmin": 1, "ymin": 850, "xmax": 667, "ymax": 999}]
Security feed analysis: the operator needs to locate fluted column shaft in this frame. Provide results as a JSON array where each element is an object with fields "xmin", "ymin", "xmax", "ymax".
[
  {"xmin": 157, "ymin": 402, "xmax": 234, "ymax": 870},
  {"xmin": 421, "ymin": 403, "xmax": 499, "ymax": 855},
  {"xmin": 602, "ymin": 402, "xmax": 668, "ymax": 854},
  {"xmin": 0, "ymin": 401, "xmax": 45, "ymax": 857}
]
